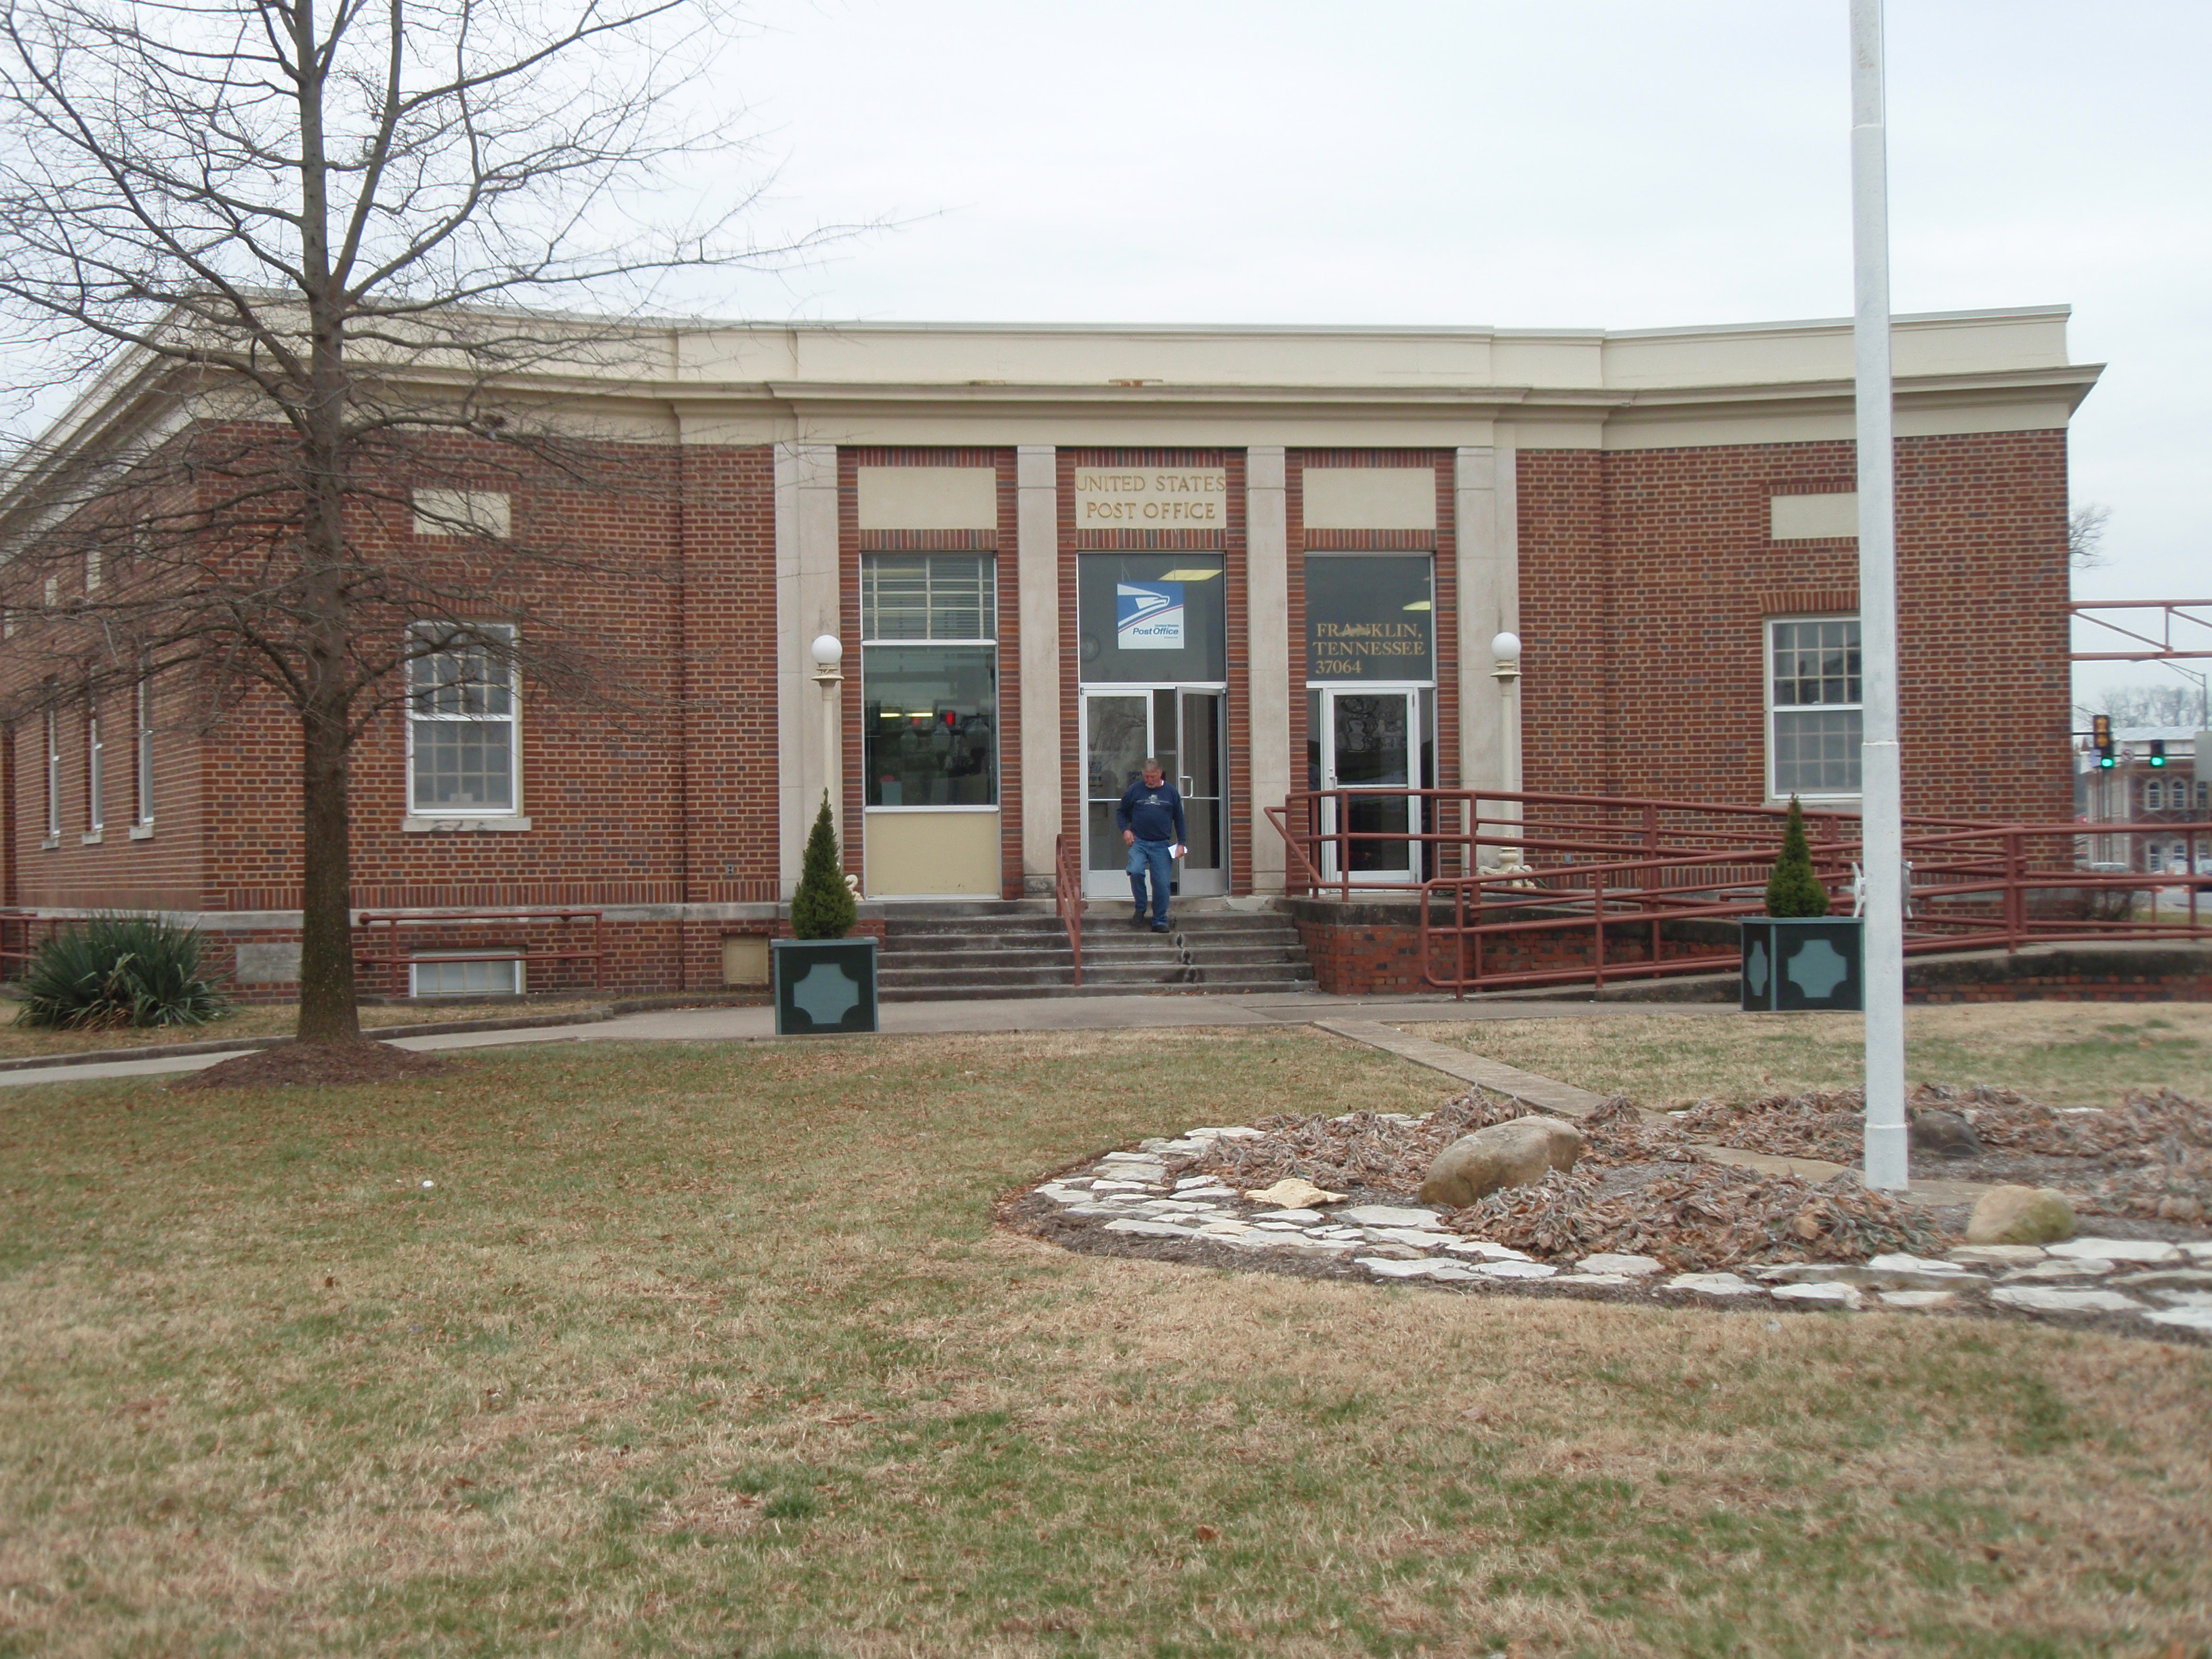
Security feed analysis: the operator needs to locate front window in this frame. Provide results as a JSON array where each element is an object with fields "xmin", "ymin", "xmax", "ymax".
[
  {"xmin": 406, "ymin": 623, "xmax": 518, "ymax": 814},
  {"xmin": 1768, "ymin": 617, "xmax": 1862, "ymax": 798},
  {"xmin": 862, "ymin": 554, "xmax": 997, "ymax": 807}
]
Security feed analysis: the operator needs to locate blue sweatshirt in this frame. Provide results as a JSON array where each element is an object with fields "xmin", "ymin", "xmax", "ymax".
[{"xmin": 1116, "ymin": 777, "xmax": 1187, "ymax": 844}]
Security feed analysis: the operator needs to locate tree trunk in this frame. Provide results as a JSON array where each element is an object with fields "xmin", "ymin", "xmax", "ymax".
[{"xmin": 295, "ymin": 695, "xmax": 361, "ymax": 1043}]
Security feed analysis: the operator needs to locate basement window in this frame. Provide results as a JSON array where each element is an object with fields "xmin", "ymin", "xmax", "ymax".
[{"xmin": 409, "ymin": 954, "xmax": 523, "ymax": 998}]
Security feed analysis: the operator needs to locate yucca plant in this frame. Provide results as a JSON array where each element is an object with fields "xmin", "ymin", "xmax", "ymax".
[{"xmin": 19, "ymin": 915, "xmax": 232, "ymax": 1029}]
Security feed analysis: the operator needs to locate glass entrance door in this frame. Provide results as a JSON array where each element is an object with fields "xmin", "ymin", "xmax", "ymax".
[
  {"xmin": 1320, "ymin": 688, "xmax": 1417, "ymax": 884},
  {"xmin": 1082, "ymin": 687, "xmax": 1228, "ymax": 899}
]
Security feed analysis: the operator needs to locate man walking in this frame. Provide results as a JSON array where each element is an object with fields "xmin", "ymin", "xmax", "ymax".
[{"xmin": 1118, "ymin": 758, "xmax": 1187, "ymax": 933}]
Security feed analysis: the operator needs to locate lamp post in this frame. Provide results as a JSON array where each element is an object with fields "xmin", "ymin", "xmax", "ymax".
[
  {"xmin": 810, "ymin": 633, "xmax": 844, "ymax": 852},
  {"xmin": 1491, "ymin": 632, "xmax": 1523, "ymax": 869}
]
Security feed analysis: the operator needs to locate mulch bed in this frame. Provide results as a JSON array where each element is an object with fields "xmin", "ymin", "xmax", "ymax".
[
  {"xmin": 1183, "ymin": 1091, "xmax": 1947, "ymax": 1272},
  {"xmin": 1675, "ymin": 1084, "xmax": 2212, "ymax": 1223},
  {"xmin": 169, "ymin": 1040, "xmax": 455, "ymax": 1090}
]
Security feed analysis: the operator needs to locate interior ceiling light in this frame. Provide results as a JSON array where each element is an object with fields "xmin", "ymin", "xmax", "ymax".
[
  {"xmin": 1402, "ymin": 600, "xmax": 1433, "ymax": 611},
  {"xmin": 1155, "ymin": 568, "xmax": 1221, "ymax": 581}
]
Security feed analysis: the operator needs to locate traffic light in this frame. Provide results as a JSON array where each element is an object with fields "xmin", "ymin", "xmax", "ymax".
[
  {"xmin": 2148, "ymin": 739, "xmax": 2167, "ymax": 769},
  {"xmin": 2093, "ymin": 714, "xmax": 2116, "ymax": 769}
]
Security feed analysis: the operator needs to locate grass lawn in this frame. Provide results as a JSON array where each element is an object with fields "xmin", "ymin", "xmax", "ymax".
[
  {"xmin": 1425, "ymin": 1003, "xmax": 2212, "ymax": 1107},
  {"xmin": 0, "ymin": 997, "xmax": 605, "ymax": 1061},
  {"xmin": 1, "ymin": 1024, "xmax": 2208, "ymax": 1657}
]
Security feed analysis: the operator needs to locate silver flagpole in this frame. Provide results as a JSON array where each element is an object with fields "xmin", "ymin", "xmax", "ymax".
[{"xmin": 1851, "ymin": 0, "xmax": 1909, "ymax": 1191}]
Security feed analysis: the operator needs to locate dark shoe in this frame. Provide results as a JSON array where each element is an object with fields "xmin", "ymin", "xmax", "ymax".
[
  {"xmin": 1151, "ymin": 922, "xmax": 1171, "ymax": 933},
  {"xmin": 1130, "ymin": 907, "xmax": 1147, "ymax": 927}
]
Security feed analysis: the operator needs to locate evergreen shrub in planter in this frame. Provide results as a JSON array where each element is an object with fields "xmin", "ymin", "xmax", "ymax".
[
  {"xmin": 773, "ymin": 794, "xmax": 877, "ymax": 1035},
  {"xmin": 1740, "ymin": 796, "xmax": 1864, "ymax": 1012}
]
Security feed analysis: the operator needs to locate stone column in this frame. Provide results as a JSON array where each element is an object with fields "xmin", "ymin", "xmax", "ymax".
[
  {"xmin": 1246, "ymin": 447, "xmax": 1290, "ymax": 894},
  {"xmin": 777, "ymin": 441, "xmax": 840, "ymax": 894},
  {"xmin": 1017, "ymin": 445, "xmax": 1061, "ymax": 893},
  {"xmin": 1456, "ymin": 443, "xmax": 1521, "ymax": 794}
]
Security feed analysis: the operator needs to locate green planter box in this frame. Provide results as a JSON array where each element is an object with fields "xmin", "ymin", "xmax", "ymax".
[
  {"xmin": 772, "ymin": 938, "xmax": 879, "ymax": 1035},
  {"xmin": 1740, "ymin": 916, "xmax": 1863, "ymax": 1012}
]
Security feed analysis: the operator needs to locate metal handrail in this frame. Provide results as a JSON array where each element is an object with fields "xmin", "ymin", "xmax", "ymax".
[
  {"xmin": 1054, "ymin": 832, "xmax": 1084, "ymax": 989},
  {"xmin": 1398, "ymin": 813, "xmax": 2211, "ymax": 997},
  {"xmin": 355, "ymin": 908, "xmax": 607, "ymax": 998}
]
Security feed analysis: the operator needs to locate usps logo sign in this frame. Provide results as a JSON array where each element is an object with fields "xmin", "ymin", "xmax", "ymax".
[{"xmin": 1115, "ymin": 581, "xmax": 1184, "ymax": 650}]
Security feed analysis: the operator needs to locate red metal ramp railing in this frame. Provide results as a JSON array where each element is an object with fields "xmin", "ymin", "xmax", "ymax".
[{"xmin": 1264, "ymin": 787, "xmax": 2211, "ymax": 996}]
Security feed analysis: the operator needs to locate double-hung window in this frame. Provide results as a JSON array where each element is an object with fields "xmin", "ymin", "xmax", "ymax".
[
  {"xmin": 135, "ymin": 676, "xmax": 155, "ymax": 827},
  {"xmin": 861, "ymin": 554, "xmax": 998, "ymax": 807},
  {"xmin": 1767, "ymin": 616, "xmax": 1862, "ymax": 799},
  {"xmin": 85, "ymin": 712, "xmax": 102, "ymax": 833},
  {"xmin": 406, "ymin": 623, "xmax": 520, "ymax": 816},
  {"xmin": 43, "ymin": 710, "xmax": 60, "ymax": 841}
]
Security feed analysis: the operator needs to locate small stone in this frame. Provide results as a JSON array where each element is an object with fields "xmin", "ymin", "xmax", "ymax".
[
  {"xmin": 1359, "ymin": 1256, "xmax": 1457, "ymax": 1279},
  {"xmin": 1420, "ymin": 1117, "xmax": 1584, "ymax": 1207},
  {"xmin": 1444, "ymin": 1240, "xmax": 1537, "ymax": 1262},
  {"xmin": 1866, "ymin": 1253, "xmax": 1969, "ymax": 1275},
  {"xmin": 1252, "ymin": 1221, "xmax": 1307, "ymax": 1233},
  {"xmin": 1036, "ymin": 1184, "xmax": 1087, "ymax": 1204},
  {"xmin": 1273, "ymin": 1237, "xmax": 1357, "ymax": 1257},
  {"xmin": 1966, "ymin": 1185, "xmax": 2076, "ymax": 1246},
  {"xmin": 1246, "ymin": 1178, "xmax": 1347, "ymax": 1210},
  {"xmin": 1306, "ymin": 1227, "xmax": 1365, "ymax": 1242},
  {"xmin": 1666, "ymin": 1272, "xmax": 1760, "ymax": 1297},
  {"xmin": 1576, "ymin": 1252, "xmax": 1664, "ymax": 1277},
  {"xmin": 1908, "ymin": 1106, "xmax": 1983, "ymax": 1158},
  {"xmin": 1090, "ymin": 1179, "xmax": 1153, "ymax": 1193},
  {"xmin": 1771, "ymin": 1282, "xmax": 1864, "ymax": 1310},
  {"xmin": 2156, "ymin": 1196, "xmax": 2205, "ymax": 1223},
  {"xmin": 2048, "ymin": 1237, "xmax": 2183, "ymax": 1265},
  {"xmin": 2180, "ymin": 1241, "xmax": 2212, "ymax": 1263},
  {"xmin": 1991, "ymin": 1286, "xmax": 2143, "ymax": 1315},
  {"xmin": 1260, "ymin": 1208, "xmax": 1323, "ymax": 1224},
  {"xmin": 1174, "ymin": 1175, "xmax": 1231, "ymax": 1191},
  {"xmin": 1366, "ymin": 1227, "xmax": 1459, "ymax": 1249},
  {"xmin": 1101, "ymin": 1218, "xmax": 1200, "ymax": 1239},
  {"xmin": 1359, "ymin": 1242, "xmax": 1430, "ymax": 1261},
  {"xmin": 2144, "ymin": 1288, "xmax": 2212, "ymax": 1309},
  {"xmin": 2002, "ymin": 1258, "xmax": 2115, "ymax": 1281},
  {"xmin": 1555, "ymin": 1272, "xmax": 1635, "ymax": 1286},
  {"xmin": 1336, "ymin": 1204, "xmax": 1445, "ymax": 1229},
  {"xmin": 1879, "ymin": 1290, "xmax": 1959, "ymax": 1309},
  {"xmin": 1473, "ymin": 1259, "xmax": 1557, "ymax": 1279},
  {"xmin": 1946, "ymin": 1245, "xmax": 2047, "ymax": 1267},
  {"xmin": 2142, "ymin": 1305, "xmax": 2212, "ymax": 1332},
  {"xmin": 1186, "ymin": 1126, "xmax": 1263, "ymax": 1141},
  {"xmin": 2112, "ymin": 1269, "xmax": 2212, "ymax": 1290}
]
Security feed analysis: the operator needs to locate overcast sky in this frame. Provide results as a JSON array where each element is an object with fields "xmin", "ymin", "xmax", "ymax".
[{"xmin": 698, "ymin": 0, "xmax": 2209, "ymax": 707}]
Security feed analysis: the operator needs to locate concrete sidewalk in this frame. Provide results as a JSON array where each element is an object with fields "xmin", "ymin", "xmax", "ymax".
[{"xmin": 0, "ymin": 986, "xmax": 1729, "ymax": 1088}]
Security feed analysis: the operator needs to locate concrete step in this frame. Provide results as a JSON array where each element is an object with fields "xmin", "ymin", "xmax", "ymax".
[
  {"xmin": 870, "ymin": 901, "xmax": 1313, "ymax": 1002},
  {"xmin": 884, "ymin": 976, "xmax": 1317, "ymax": 1002}
]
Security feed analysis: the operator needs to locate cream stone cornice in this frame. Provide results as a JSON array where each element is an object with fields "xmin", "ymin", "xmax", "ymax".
[{"xmin": 1, "ymin": 304, "xmax": 2103, "ymax": 524}]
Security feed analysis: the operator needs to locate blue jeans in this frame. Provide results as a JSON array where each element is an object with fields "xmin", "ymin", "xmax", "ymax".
[{"xmin": 1126, "ymin": 838, "xmax": 1174, "ymax": 924}]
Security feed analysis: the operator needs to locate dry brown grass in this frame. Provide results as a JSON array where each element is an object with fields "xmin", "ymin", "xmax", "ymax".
[
  {"xmin": 0, "ymin": 1025, "xmax": 2206, "ymax": 1656},
  {"xmin": 1425, "ymin": 1002, "xmax": 2212, "ymax": 1107},
  {"xmin": 0, "ymin": 995, "xmax": 603, "ymax": 1059}
]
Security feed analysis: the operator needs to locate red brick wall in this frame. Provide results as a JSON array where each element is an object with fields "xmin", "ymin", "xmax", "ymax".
[{"xmin": 1518, "ymin": 433, "xmax": 2071, "ymax": 823}]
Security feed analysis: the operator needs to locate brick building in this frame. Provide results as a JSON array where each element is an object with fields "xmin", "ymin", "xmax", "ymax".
[{"xmin": 0, "ymin": 306, "xmax": 2097, "ymax": 996}]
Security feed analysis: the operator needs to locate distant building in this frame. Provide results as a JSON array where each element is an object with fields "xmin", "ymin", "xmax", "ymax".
[{"xmin": 2076, "ymin": 727, "xmax": 2211, "ymax": 874}]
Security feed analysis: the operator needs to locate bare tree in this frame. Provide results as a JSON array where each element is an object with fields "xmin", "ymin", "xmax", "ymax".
[
  {"xmin": 2068, "ymin": 501, "xmax": 2110, "ymax": 570},
  {"xmin": 0, "ymin": 0, "xmax": 822, "ymax": 1047},
  {"xmin": 2089, "ymin": 681, "xmax": 2211, "ymax": 731}
]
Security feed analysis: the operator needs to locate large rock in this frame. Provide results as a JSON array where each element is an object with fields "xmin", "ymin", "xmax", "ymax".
[
  {"xmin": 1419, "ymin": 1117, "xmax": 1583, "ymax": 1208},
  {"xmin": 1966, "ymin": 1185, "xmax": 2076, "ymax": 1246}
]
